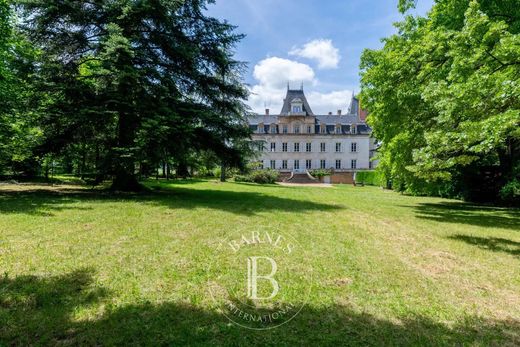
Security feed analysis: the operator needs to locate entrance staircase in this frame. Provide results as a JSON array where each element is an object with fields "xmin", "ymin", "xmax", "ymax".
[{"xmin": 284, "ymin": 171, "xmax": 318, "ymax": 184}]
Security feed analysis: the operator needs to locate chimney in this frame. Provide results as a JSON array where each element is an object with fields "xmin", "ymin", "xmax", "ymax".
[
  {"xmin": 337, "ymin": 109, "xmax": 342, "ymax": 115},
  {"xmin": 328, "ymin": 111, "xmax": 332, "ymax": 115},
  {"xmin": 265, "ymin": 108, "xmax": 269, "ymax": 116}
]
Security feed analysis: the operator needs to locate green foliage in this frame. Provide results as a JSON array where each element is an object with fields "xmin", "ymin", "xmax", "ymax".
[
  {"xmin": 355, "ymin": 171, "xmax": 384, "ymax": 186},
  {"xmin": 234, "ymin": 169, "xmax": 279, "ymax": 184},
  {"xmin": 499, "ymin": 179, "xmax": 520, "ymax": 205},
  {"xmin": 360, "ymin": 0, "xmax": 520, "ymax": 203}
]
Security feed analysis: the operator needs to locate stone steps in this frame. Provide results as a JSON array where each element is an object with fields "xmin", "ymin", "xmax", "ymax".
[{"xmin": 286, "ymin": 173, "xmax": 317, "ymax": 184}]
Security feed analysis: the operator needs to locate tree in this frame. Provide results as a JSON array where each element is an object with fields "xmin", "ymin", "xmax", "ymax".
[
  {"xmin": 360, "ymin": 0, "xmax": 520, "ymax": 203},
  {"xmin": 18, "ymin": 0, "xmax": 250, "ymax": 190}
]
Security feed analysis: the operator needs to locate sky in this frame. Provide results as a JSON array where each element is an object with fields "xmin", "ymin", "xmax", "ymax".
[{"xmin": 206, "ymin": 0, "xmax": 434, "ymax": 115}]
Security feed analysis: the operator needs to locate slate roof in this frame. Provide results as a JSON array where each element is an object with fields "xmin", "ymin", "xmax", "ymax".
[{"xmin": 280, "ymin": 89, "xmax": 314, "ymax": 115}]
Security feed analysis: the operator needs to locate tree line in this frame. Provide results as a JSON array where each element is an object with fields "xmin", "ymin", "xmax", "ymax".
[
  {"xmin": 360, "ymin": 0, "xmax": 519, "ymax": 204},
  {"xmin": 0, "ymin": 0, "xmax": 252, "ymax": 190}
]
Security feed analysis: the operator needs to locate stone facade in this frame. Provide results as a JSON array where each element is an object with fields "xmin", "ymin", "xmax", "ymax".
[{"xmin": 249, "ymin": 88, "xmax": 375, "ymax": 175}]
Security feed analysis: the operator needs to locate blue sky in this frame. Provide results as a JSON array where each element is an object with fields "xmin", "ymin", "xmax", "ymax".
[{"xmin": 206, "ymin": 0, "xmax": 434, "ymax": 114}]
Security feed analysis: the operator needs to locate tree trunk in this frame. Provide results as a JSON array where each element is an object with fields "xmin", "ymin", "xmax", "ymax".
[
  {"xmin": 111, "ymin": 111, "xmax": 141, "ymax": 191},
  {"xmin": 220, "ymin": 163, "xmax": 226, "ymax": 182}
]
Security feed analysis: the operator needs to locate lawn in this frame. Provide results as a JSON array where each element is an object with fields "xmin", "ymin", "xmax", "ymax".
[{"xmin": 0, "ymin": 179, "xmax": 519, "ymax": 346}]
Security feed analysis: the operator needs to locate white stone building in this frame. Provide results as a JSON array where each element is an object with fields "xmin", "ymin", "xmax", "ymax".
[{"xmin": 249, "ymin": 87, "xmax": 375, "ymax": 176}]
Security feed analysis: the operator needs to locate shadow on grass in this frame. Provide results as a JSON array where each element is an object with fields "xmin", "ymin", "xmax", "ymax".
[
  {"xmin": 449, "ymin": 234, "xmax": 520, "ymax": 257},
  {"xmin": 411, "ymin": 201, "xmax": 520, "ymax": 231},
  {"xmin": 1, "ymin": 269, "xmax": 518, "ymax": 346},
  {"xmin": 0, "ymin": 184, "xmax": 341, "ymax": 216}
]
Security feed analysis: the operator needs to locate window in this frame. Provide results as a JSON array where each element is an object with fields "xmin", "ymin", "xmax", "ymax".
[
  {"xmin": 320, "ymin": 142, "xmax": 326, "ymax": 152},
  {"xmin": 270, "ymin": 160, "xmax": 276, "ymax": 169},
  {"xmin": 259, "ymin": 161, "xmax": 264, "ymax": 169},
  {"xmin": 351, "ymin": 142, "xmax": 357, "ymax": 152},
  {"xmin": 369, "ymin": 161, "xmax": 372, "ymax": 169},
  {"xmin": 270, "ymin": 142, "xmax": 276, "ymax": 152},
  {"xmin": 258, "ymin": 123, "xmax": 264, "ymax": 133},
  {"xmin": 335, "ymin": 126, "xmax": 341, "ymax": 134},
  {"xmin": 351, "ymin": 159, "xmax": 357, "ymax": 169},
  {"xmin": 282, "ymin": 160, "xmax": 288, "ymax": 169},
  {"xmin": 258, "ymin": 143, "xmax": 264, "ymax": 151},
  {"xmin": 335, "ymin": 142, "xmax": 341, "ymax": 153},
  {"xmin": 335, "ymin": 160, "xmax": 341, "ymax": 170},
  {"xmin": 306, "ymin": 142, "xmax": 312, "ymax": 152},
  {"xmin": 306, "ymin": 159, "xmax": 312, "ymax": 169},
  {"xmin": 321, "ymin": 125, "xmax": 326, "ymax": 134},
  {"xmin": 270, "ymin": 125, "xmax": 277, "ymax": 134},
  {"xmin": 294, "ymin": 142, "xmax": 300, "ymax": 152},
  {"xmin": 292, "ymin": 106, "xmax": 301, "ymax": 113},
  {"xmin": 282, "ymin": 143, "xmax": 288, "ymax": 152},
  {"xmin": 283, "ymin": 125, "xmax": 288, "ymax": 134},
  {"xmin": 320, "ymin": 160, "xmax": 326, "ymax": 169},
  {"xmin": 307, "ymin": 125, "xmax": 312, "ymax": 134},
  {"xmin": 294, "ymin": 124, "xmax": 300, "ymax": 134},
  {"xmin": 294, "ymin": 160, "xmax": 300, "ymax": 170},
  {"xmin": 351, "ymin": 125, "xmax": 357, "ymax": 134}
]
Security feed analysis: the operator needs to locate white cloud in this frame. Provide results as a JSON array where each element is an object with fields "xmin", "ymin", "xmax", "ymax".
[
  {"xmin": 248, "ymin": 56, "xmax": 351, "ymax": 115},
  {"xmin": 249, "ymin": 57, "xmax": 316, "ymax": 112},
  {"xmin": 289, "ymin": 39, "xmax": 341, "ymax": 69},
  {"xmin": 253, "ymin": 57, "xmax": 315, "ymax": 89}
]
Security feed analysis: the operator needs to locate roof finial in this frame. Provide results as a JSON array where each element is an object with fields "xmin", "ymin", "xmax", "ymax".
[
  {"xmin": 287, "ymin": 81, "xmax": 290, "ymax": 90},
  {"xmin": 301, "ymin": 81, "xmax": 303, "ymax": 90}
]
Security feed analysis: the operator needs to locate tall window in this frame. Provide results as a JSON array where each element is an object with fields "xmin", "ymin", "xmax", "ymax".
[
  {"xmin": 294, "ymin": 142, "xmax": 300, "ymax": 152},
  {"xmin": 351, "ymin": 142, "xmax": 357, "ymax": 152},
  {"xmin": 282, "ymin": 160, "xmax": 288, "ymax": 169},
  {"xmin": 270, "ymin": 160, "xmax": 276, "ymax": 169},
  {"xmin": 258, "ymin": 143, "xmax": 264, "ymax": 151},
  {"xmin": 294, "ymin": 160, "xmax": 300, "ymax": 170},
  {"xmin": 282, "ymin": 143, "xmax": 288, "ymax": 152},
  {"xmin": 351, "ymin": 125, "xmax": 357, "ymax": 134},
  {"xmin": 351, "ymin": 159, "xmax": 357, "ymax": 169},
  {"xmin": 270, "ymin": 125, "xmax": 277, "ymax": 134},
  {"xmin": 292, "ymin": 106, "xmax": 301, "ymax": 113},
  {"xmin": 320, "ymin": 142, "xmax": 326, "ymax": 152},
  {"xmin": 306, "ymin": 142, "xmax": 312, "ymax": 152},
  {"xmin": 283, "ymin": 125, "xmax": 288, "ymax": 134},
  {"xmin": 294, "ymin": 124, "xmax": 300, "ymax": 134},
  {"xmin": 335, "ymin": 126, "xmax": 341, "ymax": 134},
  {"xmin": 258, "ymin": 123, "xmax": 264, "ymax": 133},
  {"xmin": 335, "ymin": 142, "xmax": 341, "ymax": 152},
  {"xmin": 321, "ymin": 125, "xmax": 326, "ymax": 134},
  {"xmin": 271, "ymin": 142, "xmax": 276, "ymax": 152},
  {"xmin": 320, "ymin": 160, "xmax": 326, "ymax": 169},
  {"xmin": 335, "ymin": 160, "xmax": 341, "ymax": 170},
  {"xmin": 306, "ymin": 159, "xmax": 312, "ymax": 169},
  {"xmin": 307, "ymin": 125, "xmax": 312, "ymax": 134}
]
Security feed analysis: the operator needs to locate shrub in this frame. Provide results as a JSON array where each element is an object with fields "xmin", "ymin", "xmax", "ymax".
[
  {"xmin": 500, "ymin": 179, "xmax": 520, "ymax": 206},
  {"xmin": 234, "ymin": 169, "xmax": 279, "ymax": 184},
  {"xmin": 355, "ymin": 170, "xmax": 384, "ymax": 186}
]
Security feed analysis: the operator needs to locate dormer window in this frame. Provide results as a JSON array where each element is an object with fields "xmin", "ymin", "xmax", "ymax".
[
  {"xmin": 290, "ymin": 98, "xmax": 304, "ymax": 114},
  {"xmin": 270, "ymin": 124, "xmax": 277, "ymax": 134},
  {"xmin": 351, "ymin": 124, "xmax": 357, "ymax": 134},
  {"xmin": 335, "ymin": 124, "xmax": 342, "ymax": 134},
  {"xmin": 258, "ymin": 123, "xmax": 264, "ymax": 133},
  {"xmin": 294, "ymin": 124, "xmax": 301, "ymax": 134}
]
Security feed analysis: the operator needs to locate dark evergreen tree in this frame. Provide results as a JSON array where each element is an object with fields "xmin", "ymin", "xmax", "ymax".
[{"xmin": 17, "ymin": 0, "xmax": 250, "ymax": 190}]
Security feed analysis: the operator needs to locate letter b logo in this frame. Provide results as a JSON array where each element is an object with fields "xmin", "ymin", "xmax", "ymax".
[{"xmin": 247, "ymin": 256, "xmax": 279, "ymax": 300}]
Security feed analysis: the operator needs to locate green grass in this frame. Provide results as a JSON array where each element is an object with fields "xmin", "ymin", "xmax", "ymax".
[{"xmin": 0, "ymin": 179, "xmax": 519, "ymax": 346}]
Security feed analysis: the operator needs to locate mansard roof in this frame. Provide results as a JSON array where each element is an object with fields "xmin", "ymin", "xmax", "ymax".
[{"xmin": 280, "ymin": 89, "xmax": 314, "ymax": 116}]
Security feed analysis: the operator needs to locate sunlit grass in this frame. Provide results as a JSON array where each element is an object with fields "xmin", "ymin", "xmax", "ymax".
[{"xmin": 0, "ymin": 179, "xmax": 518, "ymax": 345}]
